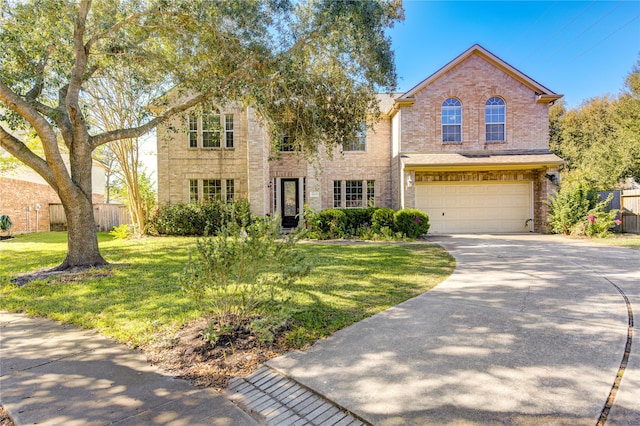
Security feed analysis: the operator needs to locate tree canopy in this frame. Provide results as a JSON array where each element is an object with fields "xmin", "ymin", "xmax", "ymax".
[
  {"xmin": 0, "ymin": 0, "xmax": 403, "ymax": 269},
  {"xmin": 550, "ymin": 60, "xmax": 640, "ymax": 190}
]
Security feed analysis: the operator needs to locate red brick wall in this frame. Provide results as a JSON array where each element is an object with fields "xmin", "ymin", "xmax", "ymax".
[
  {"xmin": 0, "ymin": 177, "xmax": 104, "ymax": 234},
  {"xmin": 400, "ymin": 53, "xmax": 551, "ymax": 153}
]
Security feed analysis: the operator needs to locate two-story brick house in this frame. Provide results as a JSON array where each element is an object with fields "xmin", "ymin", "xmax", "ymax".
[{"xmin": 157, "ymin": 44, "xmax": 563, "ymax": 233}]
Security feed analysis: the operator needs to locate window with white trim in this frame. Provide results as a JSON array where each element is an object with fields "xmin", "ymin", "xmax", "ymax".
[
  {"xmin": 343, "ymin": 123, "xmax": 366, "ymax": 152},
  {"xmin": 226, "ymin": 179, "xmax": 235, "ymax": 201},
  {"xmin": 189, "ymin": 179, "xmax": 199, "ymax": 203},
  {"xmin": 202, "ymin": 179, "xmax": 222, "ymax": 200},
  {"xmin": 202, "ymin": 110, "xmax": 221, "ymax": 148},
  {"xmin": 225, "ymin": 115, "xmax": 234, "ymax": 148},
  {"xmin": 188, "ymin": 113, "xmax": 198, "ymax": 148},
  {"xmin": 345, "ymin": 180, "xmax": 363, "ymax": 208},
  {"xmin": 485, "ymin": 97, "xmax": 505, "ymax": 142},
  {"xmin": 333, "ymin": 181, "xmax": 342, "ymax": 208},
  {"xmin": 442, "ymin": 98, "xmax": 462, "ymax": 143},
  {"xmin": 187, "ymin": 107, "xmax": 234, "ymax": 149},
  {"xmin": 366, "ymin": 180, "xmax": 375, "ymax": 207}
]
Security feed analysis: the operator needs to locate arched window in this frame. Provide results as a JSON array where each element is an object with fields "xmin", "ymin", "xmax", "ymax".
[
  {"xmin": 442, "ymin": 98, "xmax": 462, "ymax": 143},
  {"xmin": 485, "ymin": 97, "xmax": 505, "ymax": 142}
]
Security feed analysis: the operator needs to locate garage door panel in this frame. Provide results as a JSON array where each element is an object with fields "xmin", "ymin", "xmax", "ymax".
[{"xmin": 416, "ymin": 182, "xmax": 532, "ymax": 233}]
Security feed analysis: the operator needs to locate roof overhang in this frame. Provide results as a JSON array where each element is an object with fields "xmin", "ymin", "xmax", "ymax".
[{"xmin": 401, "ymin": 151, "xmax": 564, "ymax": 172}]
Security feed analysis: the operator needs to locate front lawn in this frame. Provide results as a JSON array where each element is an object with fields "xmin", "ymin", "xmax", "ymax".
[{"xmin": 0, "ymin": 233, "xmax": 455, "ymax": 349}]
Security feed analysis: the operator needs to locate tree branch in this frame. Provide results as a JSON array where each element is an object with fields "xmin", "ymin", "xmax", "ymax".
[
  {"xmin": 0, "ymin": 125, "xmax": 58, "ymax": 192},
  {"xmin": 0, "ymin": 80, "xmax": 71, "ymax": 188},
  {"xmin": 25, "ymin": 45, "xmax": 54, "ymax": 101},
  {"xmin": 89, "ymin": 91, "xmax": 214, "ymax": 149}
]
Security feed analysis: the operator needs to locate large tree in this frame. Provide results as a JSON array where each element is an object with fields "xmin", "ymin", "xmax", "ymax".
[
  {"xmin": 0, "ymin": 0, "xmax": 402, "ymax": 270},
  {"xmin": 549, "ymin": 60, "xmax": 640, "ymax": 190}
]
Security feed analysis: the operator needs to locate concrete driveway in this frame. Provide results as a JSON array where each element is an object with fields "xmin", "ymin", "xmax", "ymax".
[{"xmin": 269, "ymin": 234, "xmax": 640, "ymax": 425}]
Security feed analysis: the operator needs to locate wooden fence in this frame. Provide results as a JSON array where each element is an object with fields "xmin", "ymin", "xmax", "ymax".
[
  {"xmin": 49, "ymin": 203, "xmax": 131, "ymax": 232},
  {"xmin": 621, "ymin": 190, "xmax": 640, "ymax": 234}
]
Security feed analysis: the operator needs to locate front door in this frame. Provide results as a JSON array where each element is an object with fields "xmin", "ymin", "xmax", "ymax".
[{"xmin": 281, "ymin": 179, "xmax": 300, "ymax": 228}]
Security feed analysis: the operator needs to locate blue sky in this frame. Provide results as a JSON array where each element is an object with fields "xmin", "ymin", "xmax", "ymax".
[{"xmin": 387, "ymin": 0, "xmax": 640, "ymax": 108}]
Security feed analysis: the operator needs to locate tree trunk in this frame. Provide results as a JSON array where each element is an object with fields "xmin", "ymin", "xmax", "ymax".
[{"xmin": 57, "ymin": 194, "xmax": 106, "ymax": 270}]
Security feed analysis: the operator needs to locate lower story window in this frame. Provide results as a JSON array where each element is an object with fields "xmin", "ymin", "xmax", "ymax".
[
  {"xmin": 189, "ymin": 178, "xmax": 236, "ymax": 202},
  {"xmin": 226, "ymin": 179, "xmax": 235, "ymax": 201},
  {"xmin": 203, "ymin": 179, "xmax": 222, "ymax": 201},
  {"xmin": 333, "ymin": 181, "xmax": 342, "ymax": 208},
  {"xmin": 345, "ymin": 180, "xmax": 363, "ymax": 208},
  {"xmin": 189, "ymin": 179, "xmax": 199, "ymax": 203},
  {"xmin": 367, "ymin": 180, "xmax": 375, "ymax": 207}
]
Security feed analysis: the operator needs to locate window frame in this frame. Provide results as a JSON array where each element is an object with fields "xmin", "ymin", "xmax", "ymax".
[
  {"xmin": 485, "ymin": 97, "xmax": 506, "ymax": 142},
  {"xmin": 225, "ymin": 114, "xmax": 234, "ymax": 148},
  {"xmin": 226, "ymin": 179, "xmax": 235, "ymax": 201},
  {"xmin": 202, "ymin": 179, "xmax": 222, "ymax": 201},
  {"xmin": 442, "ymin": 98, "xmax": 462, "ymax": 143},
  {"xmin": 342, "ymin": 123, "xmax": 367, "ymax": 152},
  {"xmin": 333, "ymin": 180, "xmax": 342, "ymax": 208},
  {"xmin": 366, "ymin": 180, "xmax": 375, "ymax": 207},
  {"xmin": 189, "ymin": 179, "xmax": 199, "ymax": 203},
  {"xmin": 345, "ymin": 180, "xmax": 364, "ymax": 208}
]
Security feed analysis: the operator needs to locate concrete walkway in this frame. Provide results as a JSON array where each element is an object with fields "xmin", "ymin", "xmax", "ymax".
[
  {"xmin": 268, "ymin": 234, "xmax": 640, "ymax": 425},
  {"xmin": 2, "ymin": 235, "xmax": 639, "ymax": 425},
  {"xmin": 0, "ymin": 312, "xmax": 258, "ymax": 426}
]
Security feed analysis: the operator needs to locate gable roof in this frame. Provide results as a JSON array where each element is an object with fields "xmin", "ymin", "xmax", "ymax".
[{"xmin": 396, "ymin": 44, "xmax": 562, "ymax": 105}]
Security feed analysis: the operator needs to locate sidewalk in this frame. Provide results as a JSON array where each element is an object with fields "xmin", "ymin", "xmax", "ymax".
[{"xmin": 0, "ymin": 311, "xmax": 258, "ymax": 426}]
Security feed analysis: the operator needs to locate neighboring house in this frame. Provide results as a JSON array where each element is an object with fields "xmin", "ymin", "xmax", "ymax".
[
  {"xmin": 0, "ymin": 161, "xmax": 106, "ymax": 234},
  {"xmin": 157, "ymin": 44, "xmax": 563, "ymax": 233}
]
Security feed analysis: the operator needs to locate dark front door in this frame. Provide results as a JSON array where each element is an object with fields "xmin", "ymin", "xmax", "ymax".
[{"xmin": 281, "ymin": 178, "xmax": 299, "ymax": 228}]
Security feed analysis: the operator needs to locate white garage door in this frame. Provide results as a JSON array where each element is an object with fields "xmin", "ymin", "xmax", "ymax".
[{"xmin": 415, "ymin": 182, "xmax": 533, "ymax": 233}]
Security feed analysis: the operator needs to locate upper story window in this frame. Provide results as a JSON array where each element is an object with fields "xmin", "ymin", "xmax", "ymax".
[
  {"xmin": 343, "ymin": 123, "xmax": 366, "ymax": 152},
  {"xmin": 485, "ymin": 97, "xmax": 505, "ymax": 142},
  {"xmin": 280, "ymin": 133, "xmax": 296, "ymax": 152},
  {"xmin": 225, "ymin": 115, "xmax": 234, "ymax": 148},
  {"xmin": 187, "ymin": 106, "xmax": 234, "ymax": 149},
  {"xmin": 188, "ymin": 114, "xmax": 198, "ymax": 148},
  {"xmin": 202, "ymin": 110, "xmax": 221, "ymax": 148},
  {"xmin": 442, "ymin": 98, "xmax": 462, "ymax": 143}
]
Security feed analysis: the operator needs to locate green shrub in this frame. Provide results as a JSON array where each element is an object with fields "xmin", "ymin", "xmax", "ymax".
[
  {"xmin": 546, "ymin": 181, "xmax": 593, "ymax": 235},
  {"xmin": 394, "ymin": 209, "xmax": 430, "ymax": 238},
  {"xmin": 372, "ymin": 208, "xmax": 395, "ymax": 232},
  {"xmin": 315, "ymin": 209, "xmax": 347, "ymax": 239},
  {"xmin": 342, "ymin": 208, "xmax": 378, "ymax": 236},
  {"xmin": 179, "ymin": 215, "xmax": 311, "ymax": 326},
  {"xmin": 569, "ymin": 194, "xmax": 618, "ymax": 238},
  {"xmin": 149, "ymin": 198, "xmax": 251, "ymax": 236},
  {"xmin": 109, "ymin": 224, "xmax": 132, "ymax": 240}
]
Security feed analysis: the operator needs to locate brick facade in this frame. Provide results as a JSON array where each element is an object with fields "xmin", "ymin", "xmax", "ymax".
[
  {"xmin": 0, "ymin": 177, "xmax": 105, "ymax": 234},
  {"xmin": 157, "ymin": 45, "xmax": 563, "ymax": 233}
]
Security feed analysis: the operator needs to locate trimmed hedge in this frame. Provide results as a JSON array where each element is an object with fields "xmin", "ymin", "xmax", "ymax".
[
  {"xmin": 342, "ymin": 207, "xmax": 378, "ymax": 235},
  {"xmin": 371, "ymin": 208, "xmax": 395, "ymax": 232},
  {"xmin": 394, "ymin": 209, "xmax": 430, "ymax": 238},
  {"xmin": 315, "ymin": 209, "xmax": 347, "ymax": 239},
  {"xmin": 149, "ymin": 198, "xmax": 252, "ymax": 236}
]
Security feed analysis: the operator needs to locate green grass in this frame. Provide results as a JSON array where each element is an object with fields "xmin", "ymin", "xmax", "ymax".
[
  {"xmin": 585, "ymin": 233, "xmax": 640, "ymax": 250},
  {"xmin": 0, "ymin": 233, "xmax": 454, "ymax": 348}
]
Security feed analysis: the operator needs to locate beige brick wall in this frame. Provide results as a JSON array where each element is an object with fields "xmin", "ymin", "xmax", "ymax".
[
  {"xmin": 400, "ymin": 53, "xmax": 550, "ymax": 153},
  {"xmin": 157, "ymin": 104, "xmax": 251, "ymax": 205}
]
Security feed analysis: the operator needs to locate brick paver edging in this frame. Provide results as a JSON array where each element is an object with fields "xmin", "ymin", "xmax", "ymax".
[{"xmin": 227, "ymin": 366, "xmax": 368, "ymax": 425}]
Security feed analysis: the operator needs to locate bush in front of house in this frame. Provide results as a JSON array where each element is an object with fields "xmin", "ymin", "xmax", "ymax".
[
  {"xmin": 306, "ymin": 206, "xmax": 429, "ymax": 240},
  {"xmin": 342, "ymin": 207, "xmax": 378, "ymax": 236},
  {"xmin": 149, "ymin": 198, "xmax": 252, "ymax": 236},
  {"xmin": 314, "ymin": 208, "xmax": 347, "ymax": 239},
  {"xmin": 371, "ymin": 208, "xmax": 396, "ymax": 232},
  {"xmin": 546, "ymin": 176, "xmax": 618, "ymax": 237},
  {"xmin": 394, "ymin": 209, "xmax": 430, "ymax": 238}
]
